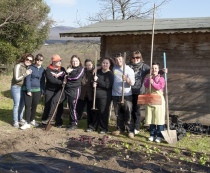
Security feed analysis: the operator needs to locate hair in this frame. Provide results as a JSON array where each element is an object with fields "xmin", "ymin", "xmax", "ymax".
[
  {"xmin": 152, "ymin": 62, "xmax": 160, "ymax": 67},
  {"xmin": 114, "ymin": 53, "xmax": 123, "ymax": 58},
  {"xmin": 35, "ymin": 53, "xmax": 44, "ymax": 61},
  {"xmin": 70, "ymin": 55, "xmax": 82, "ymax": 66},
  {"xmin": 16, "ymin": 53, "xmax": 34, "ymax": 64},
  {"xmin": 84, "ymin": 59, "xmax": 93, "ymax": 65},
  {"xmin": 100, "ymin": 57, "xmax": 114, "ymax": 71},
  {"xmin": 132, "ymin": 50, "xmax": 143, "ymax": 61}
]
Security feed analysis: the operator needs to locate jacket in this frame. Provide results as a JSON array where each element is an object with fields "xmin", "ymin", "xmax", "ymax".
[
  {"xmin": 65, "ymin": 66, "xmax": 84, "ymax": 97},
  {"xmin": 24, "ymin": 64, "xmax": 45, "ymax": 94},
  {"xmin": 11, "ymin": 62, "xmax": 29, "ymax": 86},
  {"xmin": 79, "ymin": 68, "xmax": 94, "ymax": 100},
  {"xmin": 45, "ymin": 64, "xmax": 66, "ymax": 92},
  {"xmin": 129, "ymin": 62, "xmax": 150, "ymax": 95}
]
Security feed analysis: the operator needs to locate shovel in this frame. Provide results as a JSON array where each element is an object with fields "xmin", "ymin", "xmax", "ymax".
[
  {"xmin": 137, "ymin": 4, "xmax": 161, "ymax": 105},
  {"xmin": 45, "ymin": 82, "xmax": 65, "ymax": 131},
  {"xmin": 91, "ymin": 51, "xmax": 98, "ymax": 112},
  {"xmin": 161, "ymin": 52, "xmax": 177, "ymax": 145},
  {"xmin": 119, "ymin": 52, "xmax": 126, "ymax": 106}
]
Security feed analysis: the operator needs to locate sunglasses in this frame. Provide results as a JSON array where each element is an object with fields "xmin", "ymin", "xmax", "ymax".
[
  {"xmin": 53, "ymin": 60, "xmax": 62, "ymax": 63},
  {"xmin": 26, "ymin": 58, "xmax": 33, "ymax": 62},
  {"xmin": 132, "ymin": 56, "xmax": 141, "ymax": 59},
  {"xmin": 36, "ymin": 59, "xmax": 43, "ymax": 62}
]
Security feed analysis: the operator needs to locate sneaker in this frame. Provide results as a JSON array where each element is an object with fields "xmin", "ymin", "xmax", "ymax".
[
  {"xmin": 148, "ymin": 136, "xmax": 154, "ymax": 142},
  {"xmin": 67, "ymin": 125, "xmax": 77, "ymax": 131},
  {"xmin": 134, "ymin": 129, "xmax": 140, "ymax": 135},
  {"xmin": 19, "ymin": 119, "xmax": 26, "ymax": 126},
  {"xmin": 155, "ymin": 137, "xmax": 162, "ymax": 143},
  {"xmin": 128, "ymin": 132, "xmax": 134, "ymax": 139},
  {"xmin": 20, "ymin": 123, "xmax": 31, "ymax": 130},
  {"xmin": 86, "ymin": 128, "xmax": 94, "ymax": 132},
  {"xmin": 30, "ymin": 120, "xmax": 39, "ymax": 127},
  {"xmin": 42, "ymin": 119, "xmax": 55, "ymax": 125},
  {"xmin": 99, "ymin": 130, "xmax": 107, "ymax": 134},
  {"xmin": 13, "ymin": 121, "xmax": 19, "ymax": 128},
  {"xmin": 112, "ymin": 130, "xmax": 122, "ymax": 136}
]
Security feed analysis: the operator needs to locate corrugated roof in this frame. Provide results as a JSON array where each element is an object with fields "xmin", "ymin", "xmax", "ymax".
[{"xmin": 60, "ymin": 17, "xmax": 210, "ymax": 37}]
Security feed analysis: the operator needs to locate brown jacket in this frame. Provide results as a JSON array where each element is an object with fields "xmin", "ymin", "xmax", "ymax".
[{"xmin": 79, "ymin": 69, "xmax": 94, "ymax": 100}]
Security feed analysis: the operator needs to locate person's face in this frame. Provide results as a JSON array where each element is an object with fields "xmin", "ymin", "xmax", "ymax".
[
  {"xmin": 115, "ymin": 56, "xmax": 123, "ymax": 67},
  {"xmin": 85, "ymin": 61, "xmax": 93, "ymax": 71},
  {"xmin": 35, "ymin": 57, "xmax": 43, "ymax": 66},
  {"xmin": 152, "ymin": 64, "xmax": 159, "ymax": 76},
  {"xmin": 53, "ymin": 60, "xmax": 62, "ymax": 67},
  {"xmin": 24, "ymin": 56, "xmax": 33, "ymax": 66},
  {"xmin": 131, "ymin": 54, "xmax": 141, "ymax": 64},
  {"xmin": 71, "ymin": 57, "xmax": 80, "ymax": 67},
  {"xmin": 101, "ymin": 59, "xmax": 110, "ymax": 71}
]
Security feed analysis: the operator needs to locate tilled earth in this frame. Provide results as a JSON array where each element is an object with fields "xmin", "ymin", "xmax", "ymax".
[{"xmin": 0, "ymin": 124, "xmax": 209, "ymax": 173}]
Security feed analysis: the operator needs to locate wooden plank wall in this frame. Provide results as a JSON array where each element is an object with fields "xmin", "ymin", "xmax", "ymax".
[{"xmin": 101, "ymin": 33, "xmax": 210, "ymax": 125}]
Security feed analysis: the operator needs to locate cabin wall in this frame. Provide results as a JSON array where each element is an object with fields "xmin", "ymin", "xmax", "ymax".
[{"xmin": 101, "ymin": 33, "xmax": 210, "ymax": 124}]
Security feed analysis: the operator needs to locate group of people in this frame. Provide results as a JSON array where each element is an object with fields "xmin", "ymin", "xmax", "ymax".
[{"xmin": 11, "ymin": 50, "xmax": 166, "ymax": 142}]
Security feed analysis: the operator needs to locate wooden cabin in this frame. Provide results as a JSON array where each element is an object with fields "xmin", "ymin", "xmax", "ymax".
[{"xmin": 60, "ymin": 17, "xmax": 210, "ymax": 125}]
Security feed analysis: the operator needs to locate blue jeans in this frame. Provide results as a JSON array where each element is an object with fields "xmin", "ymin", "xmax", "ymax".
[
  {"xmin": 149, "ymin": 124, "xmax": 164, "ymax": 138},
  {"xmin": 11, "ymin": 85, "xmax": 25, "ymax": 122}
]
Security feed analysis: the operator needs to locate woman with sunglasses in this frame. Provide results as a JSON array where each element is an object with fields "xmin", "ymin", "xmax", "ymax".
[
  {"xmin": 20, "ymin": 54, "xmax": 45, "ymax": 130},
  {"xmin": 129, "ymin": 51, "xmax": 150, "ymax": 135},
  {"xmin": 130, "ymin": 51, "xmax": 166, "ymax": 135},
  {"xmin": 11, "ymin": 54, "xmax": 34, "ymax": 128}
]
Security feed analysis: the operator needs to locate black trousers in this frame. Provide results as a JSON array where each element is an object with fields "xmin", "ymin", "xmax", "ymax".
[
  {"xmin": 132, "ymin": 94, "xmax": 141, "ymax": 131},
  {"xmin": 76, "ymin": 97, "xmax": 93, "ymax": 127},
  {"xmin": 24, "ymin": 91, "xmax": 41, "ymax": 123},
  {"xmin": 66, "ymin": 88, "xmax": 81, "ymax": 126},
  {"xmin": 42, "ymin": 89, "xmax": 64, "ymax": 126},
  {"xmin": 90, "ymin": 96, "xmax": 112, "ymax": 132},
  {"xmin": 112, "ymin": 95, "xmax": 134, "ymax": 133}
]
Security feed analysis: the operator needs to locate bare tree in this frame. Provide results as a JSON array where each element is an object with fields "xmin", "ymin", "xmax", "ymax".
[{"xmin": 87, "ymin": 0, "xmax": 170, "ymax": 22}]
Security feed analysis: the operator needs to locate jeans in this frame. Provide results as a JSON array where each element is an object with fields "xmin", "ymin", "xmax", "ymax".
[
  {"xmin": 11, "ymin": 85, "xmax": 25, "ymax": 122},
  {"xmin": 149, "ymin": 124, "xmax": 164, "ymax": 138}
]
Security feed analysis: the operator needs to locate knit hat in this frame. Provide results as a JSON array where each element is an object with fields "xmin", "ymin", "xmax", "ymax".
[{"xmin": 52, "ymin": 54, "xmax": 62, "ymax": 62}]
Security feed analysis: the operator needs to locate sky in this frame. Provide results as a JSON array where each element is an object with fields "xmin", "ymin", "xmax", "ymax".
[{"xmin": 44, "ymin": 0, "xmax": 210, "ymax": 27}]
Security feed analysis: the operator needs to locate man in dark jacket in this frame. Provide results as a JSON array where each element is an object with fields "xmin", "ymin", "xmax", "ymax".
[{"xmin": 42, "ymin": 54, "xmax": 66, "ymax": 127}]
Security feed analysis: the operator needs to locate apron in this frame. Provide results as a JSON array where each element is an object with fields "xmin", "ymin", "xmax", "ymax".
[{"xmin": 145, "ymin": 88, "xmax": 166, "ymax": 125}]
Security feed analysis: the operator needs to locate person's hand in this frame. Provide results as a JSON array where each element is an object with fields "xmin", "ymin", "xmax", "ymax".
[
  {"xmin": 27, "ymin": 92, "xmax": 32, "ymax": 96},
  {"xmin": 150, "ymin": 78, "xmax": 154, "ymax": 85},
  {"xmin": 93, "ymin": 82, "xmax": 97, "ymax": 88},
  {"xmin": 26, "ymin": 69, "xmax": 32, "ymax": 75},
  {"xmin": 66, "ymin": 67, "xmax": 73, "ymax": 74},
  {"xmin": 122, "ymin": 75, "xmax": 127, "ymax": 81},
  {"xmin": 94, "ymin": 76, "xmax": 98, "ymax": 81},
  {"xmin": 63, "ymin": 75, "xmax": 67, "ymax": 85},
  {"xmin": 162, "ymin": 68, "xmax": 168, "ymax": 73}
]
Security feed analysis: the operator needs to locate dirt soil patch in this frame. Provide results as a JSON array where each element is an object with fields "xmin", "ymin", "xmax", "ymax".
[{"xmin": 0, "ymin": 124, "xmax": 209, "ymax": 173}]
